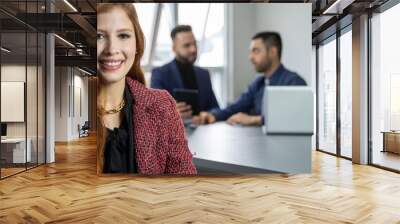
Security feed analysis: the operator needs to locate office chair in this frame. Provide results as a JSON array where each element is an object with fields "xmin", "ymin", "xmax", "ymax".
[{"xmin": 78, "ymin": 121, "xmax": 90, "ymax": 138}]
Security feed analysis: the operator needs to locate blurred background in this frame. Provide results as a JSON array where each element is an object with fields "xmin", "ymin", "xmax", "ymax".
[{"xmin": 134, "ymin": 3, "xmax": 311, "ymax": 109}]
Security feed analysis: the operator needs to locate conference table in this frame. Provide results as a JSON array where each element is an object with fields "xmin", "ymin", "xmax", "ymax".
[{"xmin": 186, "ymin": 122, "xmax": 312, "ymax": 174}]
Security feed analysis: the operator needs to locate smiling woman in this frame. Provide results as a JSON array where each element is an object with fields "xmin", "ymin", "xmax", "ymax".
[{"xmin": 96, "ymin": 3, "xmax": 197, "ymax": 175}]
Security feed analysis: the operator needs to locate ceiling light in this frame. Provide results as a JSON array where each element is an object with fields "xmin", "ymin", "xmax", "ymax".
[
  {"xmin": 1, "ymin": 47, "xmax": 11, "ymax": 53},
  {"xmin": 63, "ymin": 0, "xmax": 78, "ymax": 12},
  {"xmin": 54, "ymin": 34, "xmax": 75, "ymax": 48},
  {"xmin": 78, "ymin": 67, "xmax": 93, "ymax": 76},
  {"xmin": 322, "ymin": 0, "xmax": 351, "ymax": 15}
]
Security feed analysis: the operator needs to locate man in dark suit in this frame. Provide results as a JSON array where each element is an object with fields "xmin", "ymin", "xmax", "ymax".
[
  {"xmin": 193, "ymin": 31, "xmax": 306, "ymax": 126},
  {"xmin": 151, "ymin": 25, "xmax": 219, "ymax": 119}
]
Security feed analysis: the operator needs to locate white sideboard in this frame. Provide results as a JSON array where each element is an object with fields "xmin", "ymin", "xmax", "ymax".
[{"xmin": 1, "ymin": 138, "xmax": 32, "ymax": 163}]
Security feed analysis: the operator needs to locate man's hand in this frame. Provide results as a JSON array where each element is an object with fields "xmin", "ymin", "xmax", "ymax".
[
  {"xmin": 226, "ymin": 113, "xmax": 262, "ymax": 126},
  {"xmin": 192, "ymin": 112, "xmax": 216, "ymax": 125},
  {"xmin": 176, "ymin": 102, "xmax": 192, "ymax": 119}
]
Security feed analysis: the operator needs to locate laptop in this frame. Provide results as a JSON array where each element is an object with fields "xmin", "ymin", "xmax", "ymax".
[{"xmin": 262, "ymin": 86, "xmax": 314, "ymax": 135}]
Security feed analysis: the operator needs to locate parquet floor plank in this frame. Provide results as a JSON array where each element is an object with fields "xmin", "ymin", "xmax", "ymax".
[{"xmin": 1, "ymin": 135, "xmax": 400, "ymax": 223}]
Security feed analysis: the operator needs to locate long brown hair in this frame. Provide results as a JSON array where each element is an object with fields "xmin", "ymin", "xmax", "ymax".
[{"xmin": 97, "ymin": 3, "xmax": 145, "ymax": 174}]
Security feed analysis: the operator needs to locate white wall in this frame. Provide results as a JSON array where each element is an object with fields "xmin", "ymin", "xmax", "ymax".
[
  {"xmin": 228, "ymin": 3, "xmax": 312, "ymax": 100},
  {"xmin": 72, "ymin": 73, "xmax": 89, "ymax": 138},
  {"xmin": 227, "ymin": 4, "xmax": 256, "ymax": 100},
  {"xmin": 55, "ymin": 66, "xmax": 69, "ymax": 141},
  {"xmin": 1, "ymin": 66, "xmax": 26, "ymax": 133},
  {"xmin": 256, "ymin": 3, "xmax": 312, "ymax": 86},
  {"xmin": 55, "ymin": 67, "xmax": 89, "ymax": 141}
]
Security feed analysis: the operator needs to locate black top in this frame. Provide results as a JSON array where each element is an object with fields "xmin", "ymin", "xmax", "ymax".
[
  {"xmin": 175, "ymin": 58, "xmax": 198, "ymax": 90},
  {"xmin": 103, "ymin": 84, "xmax": 137, "ymax": 173}
]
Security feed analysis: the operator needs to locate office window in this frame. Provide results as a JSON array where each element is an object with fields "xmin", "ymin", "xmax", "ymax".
[
  {"xmin": 135, "ymin": 3, "xmax": 157, "ymax": 66},
  {"xmin": 178, "ymin": 4, "xmax": 209, "ymax": 39},
  {"xmin": 318, "ymin": 37, "xmax": 337, "ymax": 155},
  {"xmin": 178, "ymin": 3, "xmax": 224, "ymax": 67},
  {"xmin": 371, "ymin": 3, "xmax": 400, "ymax": 171},
  {"xmin": 391, "ymin": 75, "xmax": 400, "ymax": 130},
  {"xmin": 153, "ymin": 4, "xmax": 175, "ymax": 66},
  {"xmin": 340, "ymin": 29, "xmax": 352, "ymax": 158}
]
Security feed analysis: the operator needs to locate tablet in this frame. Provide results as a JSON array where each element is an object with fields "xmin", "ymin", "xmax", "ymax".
[{"xmin": 173, "ymin": 88, "xmax": 199, "ymax": 115}]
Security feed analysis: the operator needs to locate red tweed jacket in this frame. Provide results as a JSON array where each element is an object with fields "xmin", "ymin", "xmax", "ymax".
[{"xmin": 126, "ymin": 77, "xmax": 197, "ymax": 175}]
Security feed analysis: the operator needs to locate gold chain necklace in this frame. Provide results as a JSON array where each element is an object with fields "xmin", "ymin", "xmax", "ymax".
[{"xmin": 97, "ymin": 99, "xmax": 126, "ymax": 116}]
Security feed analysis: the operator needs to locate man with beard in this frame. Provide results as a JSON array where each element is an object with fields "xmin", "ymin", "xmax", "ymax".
[
  {"xmin": 192, "ymin": 31, "xmax": 306, "ymax": 126},
  {"xmin": 151, "ymin": 25, "xmax": 219, "ymax": 120}
]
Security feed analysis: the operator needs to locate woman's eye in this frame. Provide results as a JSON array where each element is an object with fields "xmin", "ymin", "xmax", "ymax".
[
  {"xmin": 118, "ymin": 33, "xmax": 131, "ymax": 39},
  {"xmin": 97, "ymin": 33, "xmax": 104, "ymax": 40}
]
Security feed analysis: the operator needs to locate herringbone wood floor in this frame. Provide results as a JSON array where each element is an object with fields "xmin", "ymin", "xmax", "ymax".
[{"xmin": 1, "ymin": 135, "xmax": 400, "ymax": 223}]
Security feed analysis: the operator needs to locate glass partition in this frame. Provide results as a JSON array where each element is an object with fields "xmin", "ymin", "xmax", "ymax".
[
  {"xmin": 339, "ymin": 29, "xmax": 352, "ymax": 158},
  {"xmin": 371, "ymin": 3, "xmax": 400, "ymax": 171},
  {"xmin": 0, "ymin": 11, "xmax": 28, "ymax": 178},
  {"xmin": 317, "ymin": 36, "xmax": 337, "ymax": 155},
  {"xmin": 0, "ymin": 0, "xmax": 46, "ymax": 179}
]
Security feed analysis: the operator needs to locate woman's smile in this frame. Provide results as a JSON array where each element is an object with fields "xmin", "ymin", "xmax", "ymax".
[{"xmin": 99, "ymin": 59, "xmax": 125, "ymax": 73}]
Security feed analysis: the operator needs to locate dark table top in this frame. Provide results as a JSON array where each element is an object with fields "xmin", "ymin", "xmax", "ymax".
[{"xmin": 186, "ymin": 122, "xmax": 312, "ymax": 174}]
